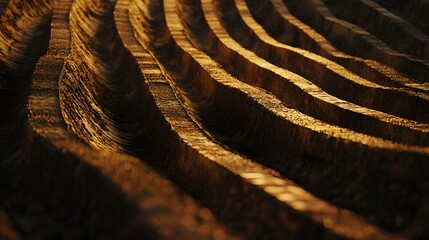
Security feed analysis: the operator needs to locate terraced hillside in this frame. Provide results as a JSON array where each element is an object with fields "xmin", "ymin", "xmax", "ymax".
[{"xmin": 0, "ymin": 0, "xmax": 428, "ymax": 239}]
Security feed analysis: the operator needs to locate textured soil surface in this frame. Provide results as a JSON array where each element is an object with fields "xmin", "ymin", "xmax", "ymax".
[{"xmin": 0, "ymin": 0, "xmax": 428, "ymax": 239}]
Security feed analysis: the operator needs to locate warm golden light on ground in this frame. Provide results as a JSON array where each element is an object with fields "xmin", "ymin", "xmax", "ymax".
[{"xmin": 0, "ymin": 0, "xmax": 428, "ymax": 239}]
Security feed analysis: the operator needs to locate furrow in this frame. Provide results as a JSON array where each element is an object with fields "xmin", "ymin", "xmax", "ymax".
[
  {"xmin": 231, "ymin": 0, "xmax": 429, "ymax": 113},
  {"xmin": 246, "ymin": 0, "xmax": 429, "ymax": 93},
  {"xmin": 2, "ymin": 0, "xmax": 234, "ymax": 239},
  {"xmin": 283, "ymin": 0, "xmax": 429, "ymax": 83},
  {"xmin": 0, "ymin": 0, "xmax": 54, "ymax": 165},
  {"xmin": 60, "ymin": 0, "xmax": 167, "ymax": 157},
  {"xmin": 320, "ymin": 0, "xmax": 429, "ymax": 59},
  {"xmin": 1, "ymin": 0, "xmax": 429, "ymax": 239},
  {"xmin": 239, "ymin": 0, "xmax": 429, "ymax": 98},
  {"xmin": 55, "ymin": 0, "xmax": 397, "ymax": 238},
  {"xmin": 130, "ymin": 0, "xmax": 429, "ymax": 234},
  {"xmin": 177, "ymin": 0, "xmax": 429, "ymax": 145},
  {"xmin": 54, "ymin": 0, "xmax": 241, "ymax": 239},
  {"xmin": 118, "ymin": 0, "xmax": 402, "ymax": 239},
  {"xmin": 372, "ymin": 0, "xmax": 429, "ymax": 36}
]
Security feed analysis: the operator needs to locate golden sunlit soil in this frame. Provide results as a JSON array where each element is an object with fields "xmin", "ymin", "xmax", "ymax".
[{"xmin": 0, "ymin": 0, "xmax": 428, "ymax": 239}]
